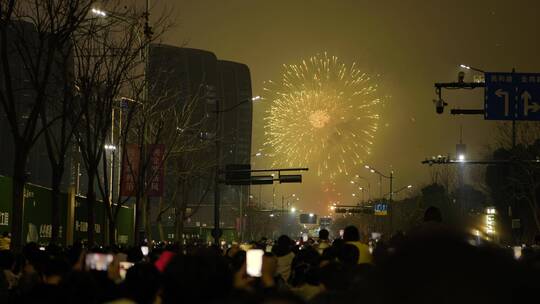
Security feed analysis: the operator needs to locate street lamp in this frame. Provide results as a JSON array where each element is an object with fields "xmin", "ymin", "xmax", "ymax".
[
  {"xmin": 353, "ymin": 175, "xmax": 371, "ymax": 202},
  {"xmin": 91, "ymin": 8, "xmax": 107, "ymax": 17},
  {"xmin": 91, "ymin": 1, "xmax": 153, "ymax": 245},
  {"xmin": 291, "ymin": 207, "xmax": 296, "ymax": 213},
  {"xmin": 391, "ymin": 184, "xmax": 413, "ymax": 197},
  {"xmin": 459, "ymin": 64, "xmax": 485, "ymax": 73},
  {"xmin": 281, "ymin": 193, "xmax": 297, "ymax": 215},
  {"xmin": 364, "ymin": 165, "xmax": 393, "ymax": 201}
]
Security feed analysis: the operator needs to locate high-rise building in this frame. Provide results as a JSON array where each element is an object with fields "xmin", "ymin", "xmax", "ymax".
[
  {"xmin": 148, "ymin": 45, "xmax": 252, "ymax": 238},
  {"xmin": 0, "ymin": 20, "xmax": 71, "ymax": 189},
  {"xmin": 217, "ymin": 60, "xmax": 253, "ymax": 232}
]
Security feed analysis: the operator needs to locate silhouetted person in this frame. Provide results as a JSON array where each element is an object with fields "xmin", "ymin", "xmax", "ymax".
[
  {"xmin": 316, "ymin": 229, "xmax": 330, "ymax": 254},
  {"xmin": 423, "ymin": 206, "xmax": 442, "ymax": 223},
  {"xmin": 337, "ymin": 244, "xmax": 360, "ymax": 266},
  {"xmin": 343, "ymin": 226, "xmax": 372, "ymax": 264},
  {"xmin": 119, "ymin": 263, "xmax": 161, "ymax": 304},
  {"xmin": 273, "ymin": 235, "xmax": 295, "ymax": 282}
]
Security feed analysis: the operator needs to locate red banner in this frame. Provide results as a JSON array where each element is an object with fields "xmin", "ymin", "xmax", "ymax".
[
  {"xmin": 120, "ymin": 144, "xmax": 140, "ymax": 197},
  {"xmin": 147, "ymin": 144, "xmax": 165, "ymax": 197}
]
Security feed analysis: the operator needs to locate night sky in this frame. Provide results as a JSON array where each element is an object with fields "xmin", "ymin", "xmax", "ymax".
[{"xmin": 151, "ymin": 0, "xmax": 540, "ymax": 215}]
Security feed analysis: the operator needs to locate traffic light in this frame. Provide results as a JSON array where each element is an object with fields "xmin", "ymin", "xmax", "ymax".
[{"xmin": 225, "ymin": 164, "xmax": 251, "ymax": 185}]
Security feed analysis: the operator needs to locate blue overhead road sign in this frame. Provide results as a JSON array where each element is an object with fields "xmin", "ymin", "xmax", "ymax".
[{"xmin": 485, "ymin": 72, "xmax": 540, "ymax": 121}]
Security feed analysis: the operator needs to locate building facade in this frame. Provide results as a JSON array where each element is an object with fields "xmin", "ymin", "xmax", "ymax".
[{"xmin": 148, "ymin": 45, "xmax": 252, "ymax": 240}]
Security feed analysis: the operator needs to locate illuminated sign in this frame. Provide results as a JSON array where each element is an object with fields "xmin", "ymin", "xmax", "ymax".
[
  {"xmin": 374, "ymin": 203, "xmax": 388, "ymax": 216},
  {"xmin": 485, "ymin": 207, "xmax": 496, "ymax": 236}
]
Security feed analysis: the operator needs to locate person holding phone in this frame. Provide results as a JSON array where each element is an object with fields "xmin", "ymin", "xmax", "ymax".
[{"xmin": 234, "ymin": 251, "xmax": 280, "ymax": 292}]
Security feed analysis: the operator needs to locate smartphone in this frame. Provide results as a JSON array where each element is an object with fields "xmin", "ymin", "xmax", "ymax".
[
  {"xmin": 119, "ymin": 262, "xmax": 134, "ymax": 280},
  {"xmin": 39, "ymin": 246, "xmax": 45, "ymax": 251},
  {"xmin": 246, "ymin": 249, "xmax": 264, "ymax": 277},
  {"xmin": 513, "ymin": 246, "xmax": 522, "ymax": 260},
  {"xmin": 85, "ymin": 253, "xmax": 114, "ymax": 271},
  {"xmin": 302, "ymin": 233, "xmax": 308, "ymax": 242},
  {"xmin": 265, "ymin": 245, "xmax": 273, "ymax": 253},
  {"xmin": 339, "ymin": 229, "xmax": 344, "ymax": 238},
  {"xmin": 141, "ymin": 246, "xmax": 149, "ymax": 256}
]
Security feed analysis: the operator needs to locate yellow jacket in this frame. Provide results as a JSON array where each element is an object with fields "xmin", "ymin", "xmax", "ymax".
[{"xmin": 347, "ymin": 241, "xmax": 373, "ymax": 264}]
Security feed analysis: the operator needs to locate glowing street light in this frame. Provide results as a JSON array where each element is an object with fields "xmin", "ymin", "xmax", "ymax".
[
  {"xmin": 104, "ymin": 144, "xmax": 116, "ymax": 150},
  {"xmin": 309, "ymin": 213, "xmax": 314, "ymax": 217},
  {"xmin": 291, "ymin": 207, "xmax": 296, "ymax": 213},
  {"xmin": 91, "ymin": 8, "xmax": 107, "ymax": 17},
  {"xmin": 459, "ymin": 64, "xmax": 485, "ymax": 73}
]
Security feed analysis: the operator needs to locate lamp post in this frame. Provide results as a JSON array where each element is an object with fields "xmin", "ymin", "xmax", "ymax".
[
  {"xmin": 352, "ymin": 175, "xmax": 371, "ymax": 202},
  {"xmin": 459, "ymin": 64, "xmax": 485, "ymax": 73},
  {"xmin": 104, "ymin": 144, "xmax": 117, "ymax": 204},
  {"xmin": 386, "ymin": 184, "xmax": 412, "ymax": 198},
  {"xmin": 365, "ymin": 165, "xmax": 394, "ymax": 234},
  {"xmin": 91, "ymin": 3, "xmax": 152, "ymax": 245},
  {"xmin": 364, "ymin": 165, "xmax": 393, "ymax": 201},
  {"xmin": 281, "ymin": 194, "xmax": 297, "ymax": 216}
]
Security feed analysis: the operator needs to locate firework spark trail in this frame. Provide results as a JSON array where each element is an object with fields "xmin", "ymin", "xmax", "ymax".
[{"xmin": 264, "ymin": 53, "xmax": 381, "ymax": 179}]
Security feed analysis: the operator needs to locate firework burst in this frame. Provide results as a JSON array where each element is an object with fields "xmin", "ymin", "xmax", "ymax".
[{"xmin": 264, "ymin": 53, "xmax": 381, "ymax": 178}]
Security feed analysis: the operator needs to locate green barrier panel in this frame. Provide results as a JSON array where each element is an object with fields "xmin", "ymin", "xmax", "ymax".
[
  {"xmin": 116, "ymin": 204, "xmax": 134, "ymax": 246},
  {"xmin": 22, "ymin": 183, "xmax": 67, "ymax": 245},
  {"xmin": 73, "ymin": 196, "xmax": 106, "ymax": 245},
  {"xmin": 0, "ymin": 176, "xmax": 135, "ymax": 246}
]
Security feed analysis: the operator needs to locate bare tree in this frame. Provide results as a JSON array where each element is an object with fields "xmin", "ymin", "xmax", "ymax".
[
  {"xmin": 0, "ymin": 0, "xmax": 93, "ymax": 250},
  {"xmin": 72, "ymin": 3, "xmax": 152, "ymax": 245},
  {"xmin": 491, "ymin": 122, "xmax": 540, "ymax": 235},
  {"xmin": 154, "ymin": 143, "xmax": 215, "ymax": 247}
]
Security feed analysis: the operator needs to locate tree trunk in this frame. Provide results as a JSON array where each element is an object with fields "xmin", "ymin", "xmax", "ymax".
[
  {"xmin": 157, "ymin": 198, "xmax": 165, "ymax": 241},
  {"xmin": 108, "ymin": 219, "xmax": 116, "ymax": 246},
  {"xmin": 144, "ymin": 196, "xmax": 152, "ymax": 244},
  {"xmin": 50, "ymin": 165, "xmax": 63, "ymax": 245},
  {"xmin": 175, "ymin": 208, "xmax": 185, "ymax": 252},
  {"xmin": 133, "ymin": 197, "xmax": 144, "ymax": 245},
  {"xmin": 10, "ymin": 149, "xmax": 28, "ymax": 251},
  {"xmin": 86, "ymin": 170, "xmax": 96, "ymax": 246}
]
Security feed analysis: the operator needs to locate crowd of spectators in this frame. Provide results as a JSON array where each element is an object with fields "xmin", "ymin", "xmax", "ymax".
[{"xmin": 0, "ymin": 207, "xmax": 539, "ymax": 303}]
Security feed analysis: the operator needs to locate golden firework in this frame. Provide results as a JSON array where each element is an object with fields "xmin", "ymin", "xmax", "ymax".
[{"xmin": 264, "ymin": 53, "xmax": 381, "ymax": 178}]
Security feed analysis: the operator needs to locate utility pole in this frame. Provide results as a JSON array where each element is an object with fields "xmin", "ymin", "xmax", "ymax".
[{"xmin": 213, "ymin": 86, "xmax": 221, "ymax": 246}]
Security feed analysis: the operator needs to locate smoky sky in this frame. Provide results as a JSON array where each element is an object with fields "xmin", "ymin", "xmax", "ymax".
[{"xmin": 148, "ymin": 0, "xmax": 540, "ymax": 215}]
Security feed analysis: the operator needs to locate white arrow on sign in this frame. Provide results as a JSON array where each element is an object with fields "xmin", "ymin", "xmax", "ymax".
[
  {"xmin": 495, "ymin": 89, "xmax": 510, "ymax": 116},
  {"xmin": 521, "ymin": 90, "xmax": 540, "ymax": 116}
]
